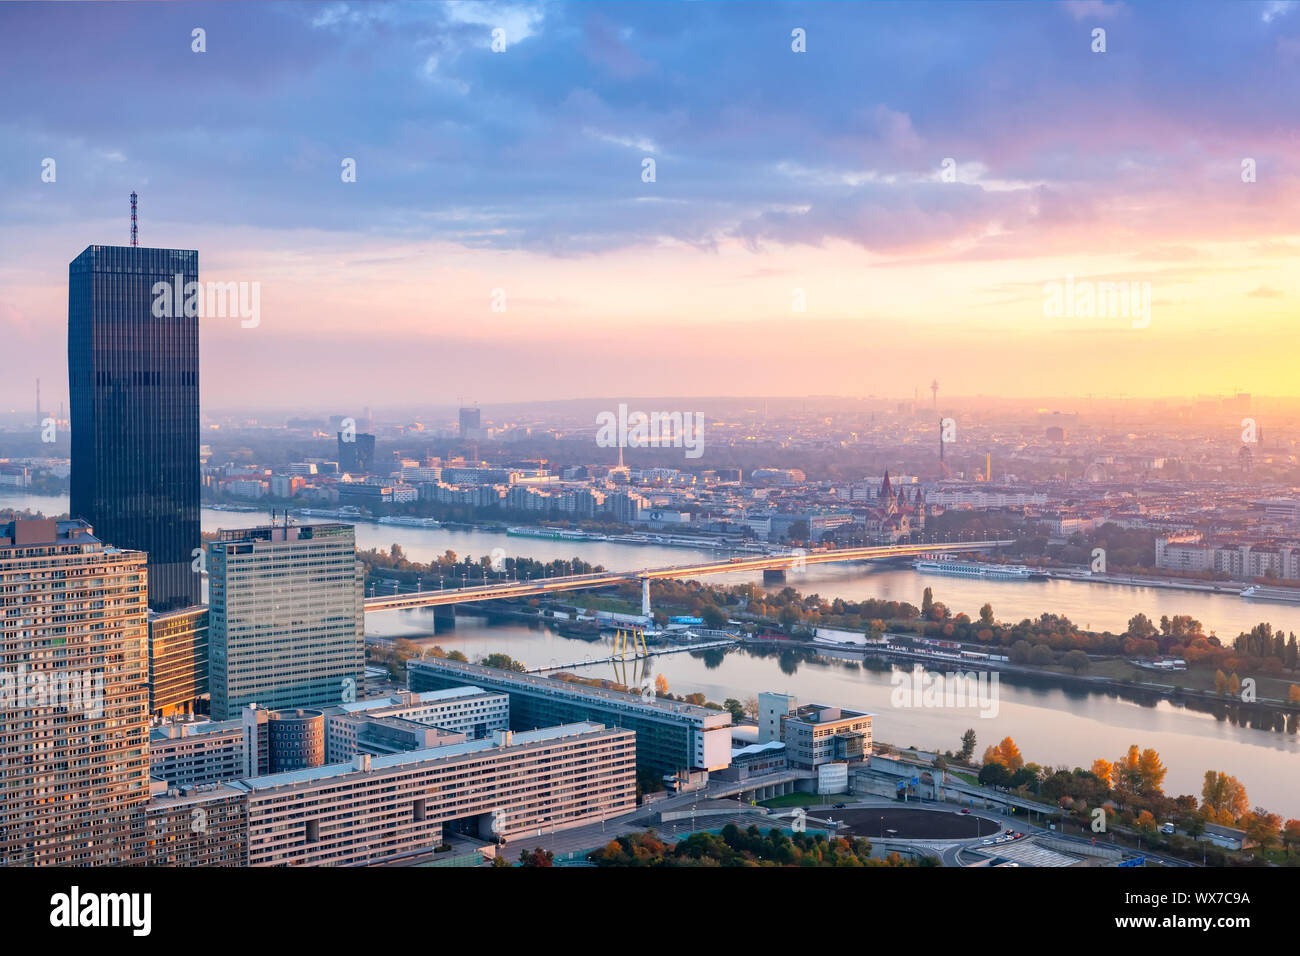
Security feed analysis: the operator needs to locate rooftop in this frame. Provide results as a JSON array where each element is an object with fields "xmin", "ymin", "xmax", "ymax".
[
  {"xmin": 227, "ymin": 721, "xmax": 617, "ymax": 791},
  {"xmin": 332, "ymin": 686, "xmax": 496, "ymax": 715},
  {"xmin": 409, "ymin": 657, "xmax": 730, "ymax": 725}
]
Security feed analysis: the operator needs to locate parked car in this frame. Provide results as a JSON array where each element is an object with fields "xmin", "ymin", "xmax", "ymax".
[{"xmin": 960, "ymin": 809, "xmax": 971, "ymax": 814}]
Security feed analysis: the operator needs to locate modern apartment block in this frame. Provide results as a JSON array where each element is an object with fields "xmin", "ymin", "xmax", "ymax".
[
  {"xmin": 758, "ymin": 691, "xmax": 797, "ymax": 743},
  {"xmin": 151, "ymin": 703, "xmax": 330, "ymax": 788},
  {"xmin": 325, "ymin": 687, "xmax": 509, "ymax": 761},
  {"xmin": 147, "ymin": 605, "xmax": 208, "ymax": 717},
  {"xmin": 68, "ymin": 244, "xmax": 201, "ymax": 611},
  {"xmin": 150, "ymin": 717, "xmax": 247, "ymax": 789},
  {"xmin": 207, "ymin": 523, "xmax": 365, "ymax": 719},
  {"xmin": 0, "ymin": 518, "xmax": 150, "ymax": 866},
  {"xmin": 408, "ymin": 658, "xmax": 732, "ymax": 776},
  {"xmin": 137, "ymin": 785, "xmax": 248, "ymax": 866},
  {"xmin": 762, "ymin": 695, "xmax": 873, "ymax": 770},
  {"xmin": 326, "ymin": 715, "xmax": 465, "ymax": 761},
  {"xmin": 227, "ymin": 722, "xmax": 635, "ymax": 866}
]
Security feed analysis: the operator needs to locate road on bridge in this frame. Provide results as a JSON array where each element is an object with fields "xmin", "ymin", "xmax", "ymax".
[{"xmin": 362, "ymin": 540, "xmax": 1014, "ymax": 612}]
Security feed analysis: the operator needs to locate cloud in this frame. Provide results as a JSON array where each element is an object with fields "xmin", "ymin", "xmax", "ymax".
[
  {"xmin": 1247, "ymin": 285, "xmax": 1285, "ymax": 298},
  {"xmin": 1262, "ymin": 1, "xmax": 1296, "ymax": 24},
  {"xmin": 1061, "ymin": 1, "xmax": 1126, "ymax": 21}
]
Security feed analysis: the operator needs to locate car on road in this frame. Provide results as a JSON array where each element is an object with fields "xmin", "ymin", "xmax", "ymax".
[
  {"xmin": 1005, "ymin": 828, "xmax": 1014, "ymax": 835},
  {"xmin": 832, "ymin": 803, "xmax": 847, "ymax": 809},
  {"xmin": 960, "ymin": 809, "xmax": 971, "ymax": 814}
]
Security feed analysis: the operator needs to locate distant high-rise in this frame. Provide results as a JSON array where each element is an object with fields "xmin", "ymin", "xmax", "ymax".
[
  {"xmin": 337, "ymin": 431, "xmax": 375, "ymax": 474},
  {"xmin": 0, "ymin": 518, "xmax": 150, "ymax": 866},
  {"xmin": 68, "ymin": 243, "xmax": 201, "ymax": 611},
  {"xmin": 458, "ymin": 406, "xmax": 481, "ymax": 437},
  {"xmin": 207, "ymin": 523, "xmax": 365, "ymax": 720}
]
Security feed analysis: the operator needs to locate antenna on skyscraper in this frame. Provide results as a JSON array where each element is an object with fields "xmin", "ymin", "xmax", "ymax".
[{"xmin": 129, "ymin": 191, "xmax": 138, "ymax": 247}]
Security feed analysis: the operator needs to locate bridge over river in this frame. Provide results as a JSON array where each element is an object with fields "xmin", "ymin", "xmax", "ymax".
[{"xmin": 362, "ymin": 540, "xmax": 1014, "ymax": 614}]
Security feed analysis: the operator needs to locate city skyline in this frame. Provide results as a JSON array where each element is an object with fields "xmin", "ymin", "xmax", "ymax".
[{"xmin": 2, "ymin": 1, "xmax": 1298, "ymax": 410}]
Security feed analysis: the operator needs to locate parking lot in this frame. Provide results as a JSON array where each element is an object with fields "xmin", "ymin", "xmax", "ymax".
[{"xmin": 834, "ymin": 807, "xmax": 1002, "ymax": 840}]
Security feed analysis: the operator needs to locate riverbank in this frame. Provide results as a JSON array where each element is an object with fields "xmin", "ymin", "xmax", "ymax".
[{"xmin": 1043, "ymin": 568, "xmax": 1262, "ymax": 597}]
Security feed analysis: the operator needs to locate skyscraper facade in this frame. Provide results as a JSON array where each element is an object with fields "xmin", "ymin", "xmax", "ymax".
[
  {"xmin": 68, "ymin": 243, "xmax": 201, "ymax": 611},
  {"xmin": 0, "ymin": 518, "xmax": 150, "ymax": 866},
  {"xmin": 207, "ymin": 523, "xmax": 365, "ymax": 720},
  {"xmin": 337, "ymin": 431, "xmax": 375, "ymax": 474},
  {"xmin": 458, "ymin": 406, "xmax": 481, "ymax": 437}
]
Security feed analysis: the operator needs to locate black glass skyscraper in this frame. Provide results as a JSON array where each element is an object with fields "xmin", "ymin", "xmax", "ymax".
[{"xmin": 68, "ymin": 244, "xmax": 201, "ymax": 611}]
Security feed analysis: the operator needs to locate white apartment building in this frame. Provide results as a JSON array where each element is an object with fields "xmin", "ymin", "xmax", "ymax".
[
  {"xmin": 227, "ymin": 723, "xmax": 636, "ymax": 865},
  {"xmin": 325, "ymin": 687, "xmax": 509, "ymax": 761}
]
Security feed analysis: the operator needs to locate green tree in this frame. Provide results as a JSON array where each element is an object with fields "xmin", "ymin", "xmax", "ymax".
[
  {"xmin": 701, "ymin": 603, "xmax": 728, "ymax": 629},
  {"xmin": 482, "ymin": 652, "xmax": 526, "ymax": 672},
  {"xmin": 958, "ymin": 729, "xmax": 977, "ymax": 761},
  {"xmin": 1062, "ymin": 649, "xmax": 1090, "ymax": 673}
]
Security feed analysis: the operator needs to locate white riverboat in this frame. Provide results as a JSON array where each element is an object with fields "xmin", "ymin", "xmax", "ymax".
[{"xmin": 911, "ymin": 558, "xmax": 1042, "ymax": 580}]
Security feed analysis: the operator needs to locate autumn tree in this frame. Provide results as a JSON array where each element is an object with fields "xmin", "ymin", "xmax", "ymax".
[
  {"xmin": 1113, "ymin": 745, "xmax": 1166, "ymax": 798},
  {"xmin": 1242, "ymin": 807, "xmax": 1282, "ymax": 850},
  {"xmin": 982, "ymin": 736, "xmax": 1024, "ymax": 771},
  {"xmin": 1091, "ymin": 759, "xmax": 1114, "ymax": 789},
  {"xmin": 1201, "ymin": 771, "xmax": 1249, "ymax": 822}
]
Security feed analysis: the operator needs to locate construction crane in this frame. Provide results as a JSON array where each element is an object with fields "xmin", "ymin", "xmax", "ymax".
[{"xmin": 130, "ymin": 191, "xmax": 138, "ymax": 247}]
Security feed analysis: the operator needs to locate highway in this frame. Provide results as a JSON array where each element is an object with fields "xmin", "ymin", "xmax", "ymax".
[{"xmin": 361, "ymin": 539, "xmax": 1014, "ymax": 612}]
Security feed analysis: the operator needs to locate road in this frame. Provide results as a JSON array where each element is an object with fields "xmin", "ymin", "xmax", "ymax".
[{"xmin": 362, "ymin": 540, "xmax": 1013, "ymax": 612}]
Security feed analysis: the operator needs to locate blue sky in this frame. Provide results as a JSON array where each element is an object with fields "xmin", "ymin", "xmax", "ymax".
[{"xmin": 1, "ymin": 1, "xmax": 1298, "ymax": 411}]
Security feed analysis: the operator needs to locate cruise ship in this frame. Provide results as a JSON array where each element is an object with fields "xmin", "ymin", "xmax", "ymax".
[
  {"xmin": 1239, "ymin": 585, "xmax": 1300, "ymax": 604},
  {"xmin": 912, "ymin": 558, "xmax": 1044, "ymax": 580},
  {"xmin": 506, "ymin": 526, "xmax": 606, "ymax": 541},
  {"xmin": 378, "ymin": 516, "xmax": 441, "ymax": 528}
]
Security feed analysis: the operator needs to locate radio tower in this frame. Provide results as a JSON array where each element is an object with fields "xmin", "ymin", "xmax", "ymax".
[
  {"xmin": 129, "ymin": 191, "xmax": 138, "ymax": 247},
  {"xmin": 930, "ymin": 378, "xmax": 939, "ymax": 409}
]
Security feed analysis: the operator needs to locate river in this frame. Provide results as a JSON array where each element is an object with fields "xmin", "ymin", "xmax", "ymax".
[{"xmin": 7, "ymin": 490, "xmax": 1300, "ymax": 815}]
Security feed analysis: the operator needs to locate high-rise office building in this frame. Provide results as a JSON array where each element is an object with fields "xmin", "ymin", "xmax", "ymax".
[
  {"xmin": 0, "ymin": 518, "xmax": 150, "ymax": 866},
  {"xmin": 458, "ymin": 406, "xmax": 481, "ymax": 437},
  {"xmin": 68, "ymin": 243, "xmax": 201, "ymax": 611},
  {"xmin": 147, "ymin": 605, "xmax": 209, "ymax": 717},
  {"xmin": 337, "ymin": 431, "xmax": 375, "ymax": 474},
  {"xmin": 207, "ymin": 523, "xmax": 365, "ymax": 719}
]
